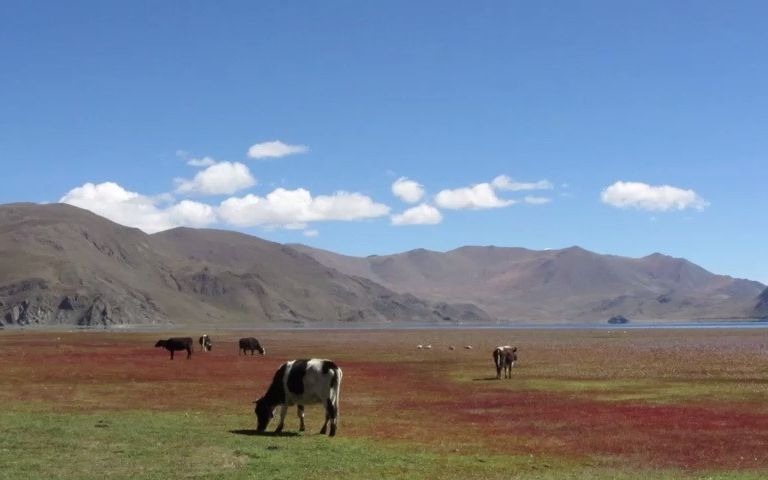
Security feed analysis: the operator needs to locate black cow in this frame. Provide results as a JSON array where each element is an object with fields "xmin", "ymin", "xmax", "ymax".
[
  {"xmin": 155, "ymin": 337, "xmax": 193, "ymax": 360},
  {"xmin": 493, "ymin": 345, "xmax": 518, "ymax": 379},
  {"xmin": 199, "ymin": 334, "xmax": 212, "ymax": 352},
  {"xmin": 239, "ymin": 337, "xmax": 265, "ymax": 356},
  {"xmin": 254, "ymin": 359, "xmax": 342, "ymax": 436}
]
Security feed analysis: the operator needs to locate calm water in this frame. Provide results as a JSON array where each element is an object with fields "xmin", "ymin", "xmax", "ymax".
[{"xmin": 6, "ymin": 319, "xmax": 766, "ymax": 332}]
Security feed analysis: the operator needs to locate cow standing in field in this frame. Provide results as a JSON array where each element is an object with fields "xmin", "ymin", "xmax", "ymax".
[
  {"xmin": 155, "ymin": 337, "xmax": 193, "ymax": 360},
  {"xmin": 199, "ymin": 334, "xmax": 212, "ymax": 352},
  {"xmin": 254, "ymin": 359, "xmax": 342, "ymax": 436},
  {"xmin": 493, "ymin": 346, "xmax": 518, "ymax": 379},
  {"xmin": 239, "ymin": 337, "xmax": 265, "ymax": 356}
]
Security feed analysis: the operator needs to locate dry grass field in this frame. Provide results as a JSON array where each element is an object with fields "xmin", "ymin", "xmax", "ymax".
[{"xmin": 1, "ymin": 327, "xmax": 767, "ymax": 479}]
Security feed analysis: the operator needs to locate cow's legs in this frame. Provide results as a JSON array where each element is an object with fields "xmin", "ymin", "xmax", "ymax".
[
  {"xmin": 275, "ymin": 405, "xmax": 288, "ymax": 433},
  {"xmin": 297, "ymin": 405, "xmax": 305, "ymax": 432},
  {"xmin": 327, "ymin": 398, "xmax": 338, "ymax": 436},
  {"xmin": 186, "ymin": 348, "xmax": 192, "ymax": 359},
  {"xmin": 170, "ymin": 349, "xmax": 174, "ymax": 360},
  {"xmin": 320, "ymin": 408, "xmax": 329, "ymax": 435},
  {"xmin": 320, "ymin": 398, "xmax": 338, "ymax": 436}
]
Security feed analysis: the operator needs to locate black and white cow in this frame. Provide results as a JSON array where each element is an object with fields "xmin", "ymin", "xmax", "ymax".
[
  {"xmin": 254, "ymin": 359, "xmax": 342, "ymax": 436},
  {"xmin": 239, "ymin": 337, "xmax": 265, "ymax": 356},
  {"xmin": 155, "ymin": 337, "xmax": 193, "ymax": 360},
  {"xmin": 198, "ymin": 334, "xmax": 212, "ymax": 352},
  {"xmin": 493, "ymin": 345, "xmax": 518, "ymax": 379}
]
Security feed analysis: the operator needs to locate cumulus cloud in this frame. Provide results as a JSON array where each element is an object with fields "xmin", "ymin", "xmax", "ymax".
[
  {"xmin": 60, "ymin": 182, "xmax": 216, "ymax": 233},
  {"xmin": 391, "ymin": 203, "xmax": 443, "ymax": 226},
  {"xmin": 174, "ymin": 161, "xmax": 256, "ymax": 195},
  {"xmin": 435, "ymin": 183, "xmax": 514, "ymax": 210},
  {"xmin": 601, "ymin": 181, "xmax": 709, "ymax": 211},
  {"xmin": 218, "ymin": 188, "xmax": 390, "ymax": 228},
  {"xmin": 492, "ymin": 175, "xmax": 553, "ymax": 191},
  {"xmin": 247, "ymin": 140, "xmax": 308, "ymax": 159},
  {"xmin": 391, "ymin": 177, "xmax": 425, "ymax": 203}
]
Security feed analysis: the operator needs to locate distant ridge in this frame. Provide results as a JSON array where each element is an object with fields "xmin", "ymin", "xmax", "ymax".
[
  {"xmin": 0, "ymin": 203, "xmax": 492, "ymax": 327},
  {"xmin": 755, "ymin": 288, "xmax": 768, "ymax": 318},
  {"xmin": 291, "ymin": 243, "xmax": 765, "ymax": 322},
  {"xmin": 1, "ymin": 202, "xmax": 763, "ymax": 326}
]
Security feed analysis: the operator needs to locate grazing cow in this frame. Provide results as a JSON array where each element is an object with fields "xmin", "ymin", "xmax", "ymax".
[
  {"xmin": 254, "ymin": 359, "xmax": 342, "ymax": 436},
  {"xmin": 449, "ymin": 345, "xmax": 455, "ymax": 350},
  {"xmin": 198, "ymin": 334, "xmax": 212, "ymax": 352},
  {"xmin": 493, "ymin": 346, "xmax": 518, "ymax": 379},
  {"xmin": 239, "ymin": 337, "xmax": 265, "ymax": 356},
  {"xmin": 465, "ymin": 345, "xmax": 473, "ymax": 350},
  {"xmin": 155, "ymin": 337, "xmax": 193, "ymax": 360}
]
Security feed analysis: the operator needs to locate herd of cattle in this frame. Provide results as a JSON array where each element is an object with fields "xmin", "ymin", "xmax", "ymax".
[
  {"xmin": 153, "ymin": 335, "xmax": 264, "ymax": 359},
  {"xmin": 153, "ymin": 334, "xmax": 518, "ymax": 437}
]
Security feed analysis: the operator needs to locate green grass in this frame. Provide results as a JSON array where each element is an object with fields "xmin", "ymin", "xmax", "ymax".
[{"xmin": 0, "ymin": 410, "xmax": 762, "ymax": 480}]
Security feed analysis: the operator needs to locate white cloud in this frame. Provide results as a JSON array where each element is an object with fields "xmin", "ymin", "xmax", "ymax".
[
  {"xmin": 218, "ymin": 187, "xmax": 390, "ymax": 228},
  {"xmin": 166, "ymin": 200, "xmax": 217, "ymax": 227},
  {"xmin": 492, "ymin": 175, "xmax": 553, "ymax": 191},
  {"xmin": 186, "ymin": 156, "xmax": 216, "ymax": 167},
  {"xmin": 435, "ymin": 183, "xmax": 514, "ymax": 210},
  {"xmin": 174, "ymin": 161, "xmax": 256, "ymax": 195},
  {"xmin": 391, "ymin": 177, "xmax": 425, "ymax": 204},
  {"xmin": 60, "ymin": 182, "xmax": 216, "ymax": 233},
  {"xmin": 601, "ymin": 181, "xmax": 709, "ymax": 211},
  {"xmin": 303, "ymin": 229, "xmax": 319, "ymax": 237},
  {"xmin": 391, "ymin": 203, "xmax": 443, "ymax": 226},
  {"xmin": 247, "ymin": 140, "xmax": 308, "ymax": 159},
  {"xmin": 524, "ymin": 196, "xmax": 551, "ymax": 205}
]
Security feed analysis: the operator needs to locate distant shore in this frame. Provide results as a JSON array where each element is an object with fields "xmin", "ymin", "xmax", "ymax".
[{"xmin": 2, "ymin": 318, "xmax": 767, "ymax": 333}]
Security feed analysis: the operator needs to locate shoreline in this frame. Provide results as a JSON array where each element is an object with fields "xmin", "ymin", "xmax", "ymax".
[{"xmin": 2, "ymin": 318, "xmax": 767, "ymax": 333}]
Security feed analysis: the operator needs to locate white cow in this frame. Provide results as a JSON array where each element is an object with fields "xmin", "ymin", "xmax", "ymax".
[{"xmin": 254, "ymin": 359, "xmax": 343, "ymax": 436}]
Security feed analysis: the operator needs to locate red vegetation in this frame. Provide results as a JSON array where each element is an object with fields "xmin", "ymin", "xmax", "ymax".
[{"xmin": 1, "ymin": 328, "xmax": 767, "ymax": 471}]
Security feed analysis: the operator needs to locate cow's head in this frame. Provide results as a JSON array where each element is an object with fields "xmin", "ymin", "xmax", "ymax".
[
  {"xmin": 254, "ymin": 398, "xmax": 274, "ymax": 432},
  {"xmin": 154, "ymin": 340, "xmax": 166, "ymax": 348},
  {"xmin": 507, "ymin": 347, "xmax": 518, "ymax": 363},
  {"xmin": 257, "ymin": 345, "xmax": 265, "ymax": 355}
]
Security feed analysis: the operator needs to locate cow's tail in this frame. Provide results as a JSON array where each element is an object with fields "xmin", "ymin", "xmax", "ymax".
[{"xmin": 330, "ymin": 366, "xmax": 342, "ymax": 409}]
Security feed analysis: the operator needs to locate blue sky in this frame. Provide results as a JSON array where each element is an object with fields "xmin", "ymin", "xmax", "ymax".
[{"xmin": 1, "ymin": 1, "xmax": 765, "ymax": 283}]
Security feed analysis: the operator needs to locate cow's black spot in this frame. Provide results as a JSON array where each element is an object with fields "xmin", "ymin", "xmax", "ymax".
[
  {"xmin": 321, "ymin": 360, "xmax": 338, "ymax": 374},
  {"xmin": 263, "ymin": 363, "xmax": 288, "ymax": 405},
  {"xmin": 287, "ymin": 359, "xmax": 309, "ymax": 395}
]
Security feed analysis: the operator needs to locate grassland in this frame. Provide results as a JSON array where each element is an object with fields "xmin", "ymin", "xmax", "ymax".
[{"xmin": 1, "ymin": 328, "xmax": 767, "ymax": 479}]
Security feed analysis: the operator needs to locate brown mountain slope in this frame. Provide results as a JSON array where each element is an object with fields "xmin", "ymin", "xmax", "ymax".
[
  {"xmin": 755, "ymin": 288, "xmax": 768, "ymax": 318},
  {"xmin": 0, "ymin": 203, "xmax": 492, "ymax": 326},
  {"xmin": 291, "ymin": 244, "xmax": 765, "ymax": 322}
]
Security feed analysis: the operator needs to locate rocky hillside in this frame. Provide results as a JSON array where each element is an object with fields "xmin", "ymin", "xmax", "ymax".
[
  {"xmin": 755, "ymin": 288, "xmax": 768, "ymax": 318},
  {"xmin": 0, "ymin": 203, "xmax": 492, "ymax": 327},
  {"xmin": 291, "ymin": 244, "xmax": 765, "ymax": 322}
]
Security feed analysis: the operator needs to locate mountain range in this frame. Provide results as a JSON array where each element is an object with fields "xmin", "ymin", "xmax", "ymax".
[
  {"xmin": 292, "ymin": 244, "xmax": 766, "ymax": 322},
  {"xmin": 0, "ymin": 203, "xmax": 765, "ymax": 327},
  {"xmin": 0, "ymin": 203, "xmax": 489, "ymax": 327}
]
